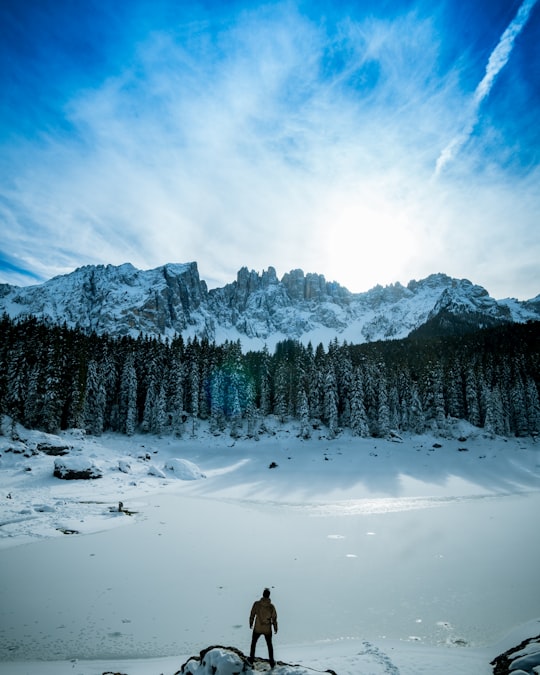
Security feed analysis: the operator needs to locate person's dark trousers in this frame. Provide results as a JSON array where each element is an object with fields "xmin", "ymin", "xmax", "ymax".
[{"xmin": 250, "ymin": 631, "xmax": 274, "ymax": 665}]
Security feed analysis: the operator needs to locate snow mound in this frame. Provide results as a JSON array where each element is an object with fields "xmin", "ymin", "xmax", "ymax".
[
  {"xmin": 53, "ymin": 456, "xmax": 103, "ymax": 480},
  {"xmin": 164, "ymin": 458, "xmax": 206, "ymax": 480},
  {"xmin": 118, "ymin": 458, "xmax": 132, "ymax": 473},
  {"xmin": 0, "ymin": 438, "xmax": 28, "ymax": 454},
  {"xmin": 179, "ymin": 646, "xmax": 337, "ymax": 675},
  {"xmin": 148, "ymin": 464, "xmax": 166, "ymax": 478}
]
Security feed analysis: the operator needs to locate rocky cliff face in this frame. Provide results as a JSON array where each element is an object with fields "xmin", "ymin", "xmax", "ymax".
[
  {"xmin": 2, "ymin": 262, "xmax": 212, "ymax": 338},
  {"xmin": 1, "ymin": 264, "xmax": 538, "ymax": 346}
]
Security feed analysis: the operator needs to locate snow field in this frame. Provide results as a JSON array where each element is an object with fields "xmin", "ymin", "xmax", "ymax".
[{"xmin": 1, "ymin": 419, "xmax": 539, "ymax": 674}]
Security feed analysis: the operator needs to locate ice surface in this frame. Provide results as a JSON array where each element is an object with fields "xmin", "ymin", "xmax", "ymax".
[{"xmin": 0, "ymin": 419, "xmax": 539, "ymax": 674}]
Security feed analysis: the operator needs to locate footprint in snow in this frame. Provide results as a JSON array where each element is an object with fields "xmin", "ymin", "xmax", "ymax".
[{"xmin": 359, "ymin": 641, "xmax": 400, "ymax": 675}]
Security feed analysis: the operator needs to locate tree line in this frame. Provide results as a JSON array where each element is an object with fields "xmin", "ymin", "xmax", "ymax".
[{"xmin": 1, "ymin": 314, "xmax": 539, "ymax": 439}]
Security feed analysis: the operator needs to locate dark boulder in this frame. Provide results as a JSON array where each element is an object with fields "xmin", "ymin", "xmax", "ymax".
[{"xmin": 53, "ymin": 457, "xmax": 103, "ymax": 480}]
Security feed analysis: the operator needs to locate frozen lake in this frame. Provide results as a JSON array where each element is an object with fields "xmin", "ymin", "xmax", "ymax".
[{"xmin": 1, "ymin": 427, "xmax": 539, "ymax": 664}]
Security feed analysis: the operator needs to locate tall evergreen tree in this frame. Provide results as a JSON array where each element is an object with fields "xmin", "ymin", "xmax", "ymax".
[
  {"xmin": 525, "ymin": 377, "xmax": 540, "ymax": 435},
  {"xmin": 464, "ymin": 363, "xmax": 481, "ymax": 427},
  {"xmin": 510, "ymin": 377, "xmax": 528, "ymax": 436},
  {"xmin": 40, "ymin": 344, "xmax": 63, "ymax": 433},
  {"xmin": 168, "ymin": 359, "xmax": 185, "ymax": 437},
  {"xmin": 375, "ymin": 371, "xmax": 390, "ymax": 437},
  {"xmin": 210, "ymin": 369, "xmax": 225, "ymax": 434},
  {"xmin": 350, "ymin": 368, "xmax": 369, "ymax": 437},
  {"xmin": 322, "ymin": 366, "xmax": 339, "ymax": 438},
  {"xmin": 83, "ymin": 359, "xmax": 106, "ymax": 435},
  {"xmin": 297, "ymin": 386, "xmax": 311, "ymax": 439},
  {"xmin": 120, "ymin": 353, "xmax": 138, "ymax": 436}
]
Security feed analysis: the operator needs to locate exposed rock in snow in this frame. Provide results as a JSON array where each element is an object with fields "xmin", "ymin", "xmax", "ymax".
[
  {"xmin": 148, "ymin": 464, "xmax": 166, "ymax": 478},
  {"xmin": 118, "ymin": 458, "xmax": 132, "ymax": 473},
  {"xmin": 177, "ymin": 645, "xmax": 337, "ymax": 675},
  {"xmin": 37, "ymin": 443, "xmax": 70, "ymax": 456},
  {"xmin": 491, "ymin": 633, "xmax": 540, "ymax": 675},
  {"xmin": 53, "ymin": 456, "xmax": 103, "ymax": 480},
  {"xmin": 0, "ymin": 439, "xmax": 28, "ymax": 455}
]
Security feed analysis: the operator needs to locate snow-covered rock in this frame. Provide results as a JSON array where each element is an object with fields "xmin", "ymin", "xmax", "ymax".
[
  {"xmin": 118, "ymin": 458, "xmax": 132, "ymax": 473},
  {"xmin": 164, "ymin": 458, "xmax": 206, "ymax": 480},
  {"xmin": 37, "ymin": 443, "xmax": 70, "ymax": 456},
  {"xmin": 179, "ymin": 645, "xmax": 337, "ymax": 675},
  {"xmin": 0, "ymin": 439, "xmax": 28, "ymax": 455},
  {"xmin": 53, "ymin": 456, "xmax": 103, "ymax": 480},
  {"xmin": 491, "ymin": 633, "xmax": 540, "ymax": 675},
  {"xmin": 148, "ymin": 464, "xmax": 166, "ymax": 478},
  {"xmin": 180, "ymin": 646, "xmax": 247, "ymax": 675}
]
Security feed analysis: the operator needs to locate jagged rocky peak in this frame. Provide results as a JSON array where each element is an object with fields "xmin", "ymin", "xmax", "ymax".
[
  {"xmin": 235, "ymin": 266, "xmax": 278, "ymax": 294},
  {"xmin": 160, "ymin": 261, "xmax": 209, "ymax": 306},
  {"xmin": 406, "ymin": 272, "xmax": 464, "ymax": 296},
  {"xmin": 2, "ymin": 261, "xmax": 211, "ymax": 337},
  {"xmin": 281, "ymin": 268, "xmax": 318, "ymax": 301},
  {"xmin": 209, "ymin": 266, "xmax": 281, "ymax": 313},
  {"xmin": 363, "ymin": 280, "xmax": 411, "ymax": 306},
  {"xmin": 0, "ymin": 262, "xmax": 538, "ymax": 343},
  {"xmin": 431, "ymin": 279, "xmax": 510, "ymax": 318},
  {"xmin": 280, "ymin": 268, "xmax": 351, "ymax": 302},
  {"xmin": 217, "ymin": 266, "xmax": 352, "ymax": 308}
]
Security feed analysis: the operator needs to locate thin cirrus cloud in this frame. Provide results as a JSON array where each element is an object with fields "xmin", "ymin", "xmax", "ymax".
[{"xmin": 0, "ymin": 0, "xmax": 539, "ymax": 299}]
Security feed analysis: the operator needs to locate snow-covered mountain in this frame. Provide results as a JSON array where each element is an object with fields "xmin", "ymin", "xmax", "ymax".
[{"xmin": 0, "ymin": 262, "xmax": 538, "ymax": 347}]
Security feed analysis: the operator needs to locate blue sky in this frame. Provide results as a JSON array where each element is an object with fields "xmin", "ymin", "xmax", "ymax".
[{"xmin": 1, "ymin": 0, "xmax": 539, "ymax": 299}]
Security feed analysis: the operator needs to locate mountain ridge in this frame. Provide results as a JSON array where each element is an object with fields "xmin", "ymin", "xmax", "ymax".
[{"xmin": 1, "ymin": 262, "xmax": 539, "ymax": 347}]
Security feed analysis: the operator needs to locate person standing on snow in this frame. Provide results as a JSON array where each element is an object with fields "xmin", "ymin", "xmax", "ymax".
[{"xmin": 249, "ymin": 587, "xmax": 278, "ymax": 667}]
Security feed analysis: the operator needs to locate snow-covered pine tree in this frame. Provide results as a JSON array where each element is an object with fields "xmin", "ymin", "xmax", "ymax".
[
  {"xmin": 101, "ymin": 348, "xmax": 118, "ymax": 432},
  {"xmin": 297, "ymin": 386, "xmax": 311, "ymax": 439},
  {"xmin": 65, "ymin": 367, "xmax": 85, "ymax": 430},
  {"xmin": 322, "ymin": 365, "xmax": 339, "ymax": 438},
  {"xmin": 510, "ymin": 376, "xmax": 529, "ymax": 437},
  {"xmin": 350, "ymin": 368, "xmax": 369, "ymax": 437},
  {"xmin": 5, "ymin": 346, "xmax": 27, "ymax": 424},
  {"xmin": 525, "ymin": 377, "xmax": 540, "ymax": 435},
  {"xmin": 142, "ymin": 378, "xmax": 156, "ymax": 433},
  {"xmin": 258, "ymin": 346, "xmax": 272, "ymax": 417},
  {"xmin": 168, "ymin": 359, "xmax": 185, "ymax": 437},
  {"xmin": 210, "ymin": 369, "xmax": 225, "ymax": 434},
  {"xmin": 23, "ymin": 364, "xmax": 40, "ymax": 430},
  {"xmin": 431, "ymin": 365, "xmax": 447, "ymax": 432},
  {"xmin": 445, "ymin": 360, "xmax": 464, "ymax": 420},
  {"xmin": 229, "ymin": 384, "xmax": 242, "ymax": 438},
  {"xmin": 407, "ymin": 381, "xmax": 426, "ymax": 434},
  {"xmin": 335, "ymin": 347, "xmax": 353, "ymax": 428},
  {"xmin": 189, "ymin": 357, "xmax": 200, "ymax": 435},
  {"xmin": 40, "ymin": 344, "xmax": 63, "ymax": 433},
  {"xmin": 375, "ymin": 370, "xmax": 390, "ymax": 437},
  {"xmin": 483, "ymin": 384, "xmax": 507, "ymax": 437},
  {"xmin": 273, "ymin": 359, "xmax": 289, "ymax": 423},
  {"xmin": 153, "ymin": 382, "xmax": 166, "ymax": 436},
  {"xmin": 464, "ymin": 363, "xmax": 481, "ymax": 427},
  {"xmin": 83, "ymin": 359, "xmax": 106, "ymax": 435},
  {"xmin": 120, "ymin": 353, "xmax": 138, "ymax": 436}
]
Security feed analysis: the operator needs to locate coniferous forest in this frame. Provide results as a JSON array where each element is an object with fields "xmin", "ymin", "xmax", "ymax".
[{"xmin": 1, "ymin": 314, "xmax": 539, "ymax": 439}]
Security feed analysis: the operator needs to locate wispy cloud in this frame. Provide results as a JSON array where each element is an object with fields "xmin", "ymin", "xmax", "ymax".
[
  {"xmin": 435, "ymin": 0, "xmax": 539, "ymax": 176},
  {"xmin": 1, "ymin": 2, "xmax": 539, "ymax": 299}
]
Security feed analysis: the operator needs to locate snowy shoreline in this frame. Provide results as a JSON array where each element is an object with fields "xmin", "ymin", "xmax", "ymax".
[{"xmin": 1, "ymin": 419, "xmax": 539, "ymax": 674}]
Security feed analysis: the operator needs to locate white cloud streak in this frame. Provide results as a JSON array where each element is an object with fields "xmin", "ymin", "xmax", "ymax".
[
  {"xmin": 435, "ymin": 0, "xmax": 539, "ymax": 176},
  {"xmin": 1, "ymin": 4, "xmax": 539, "ymax": 299}
]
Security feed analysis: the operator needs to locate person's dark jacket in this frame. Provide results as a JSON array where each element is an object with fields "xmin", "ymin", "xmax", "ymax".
[{"xmin": 250, "ymin": 597, "xmax": 278, "ymax": 635}]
